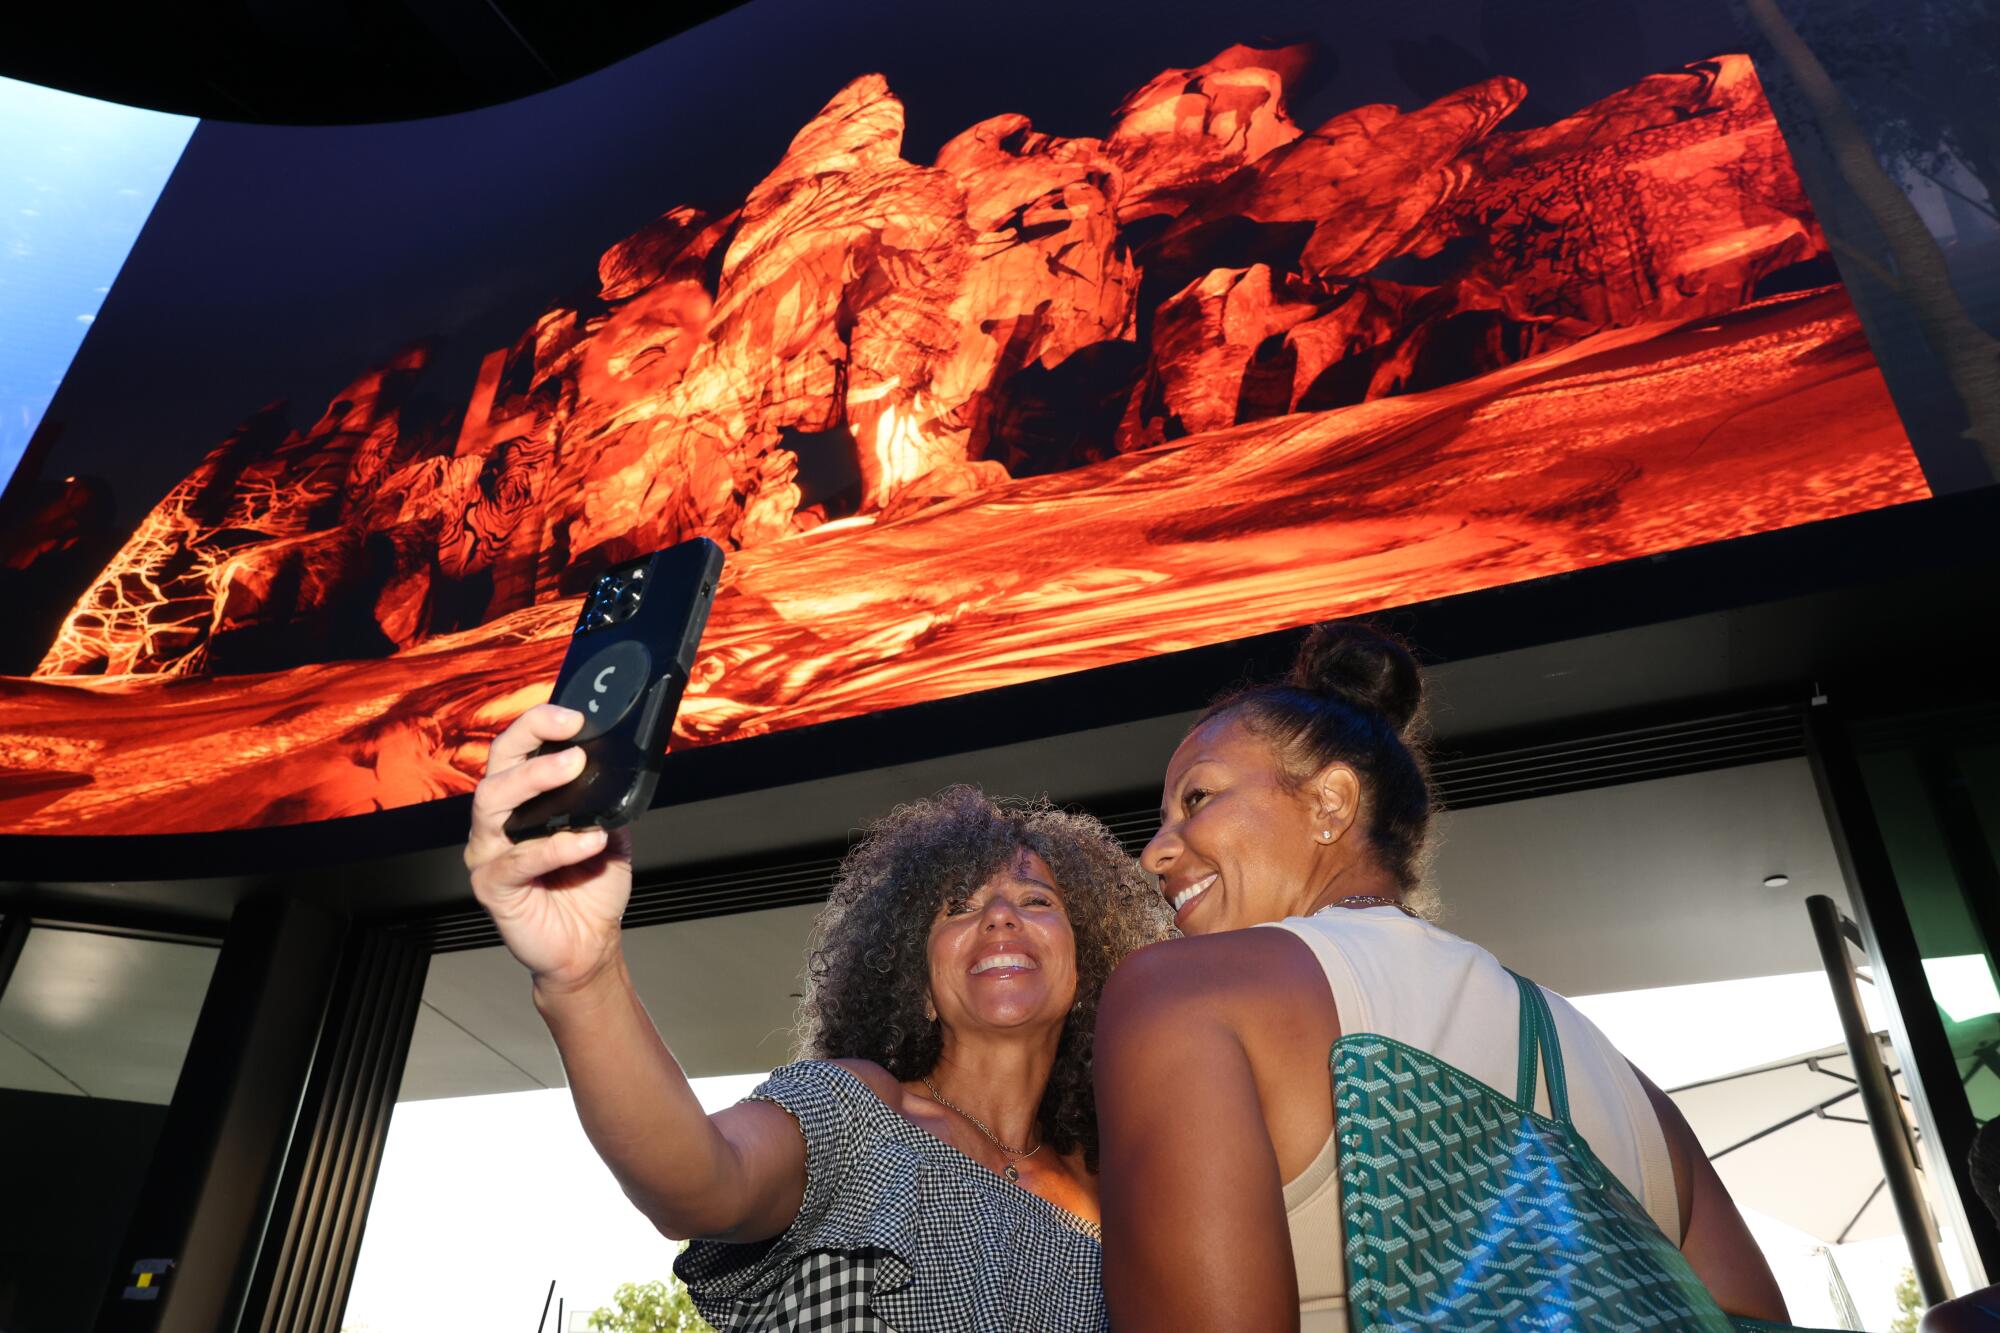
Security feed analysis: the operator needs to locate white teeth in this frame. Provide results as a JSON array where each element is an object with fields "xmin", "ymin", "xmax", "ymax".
[
  {"xmin": 970, "ymin": 953, "xmax": 1037, "ymax": 975},
  {"xmin": 1171, "ymin": 874, "xmax": 1216, "ymax": 913}
]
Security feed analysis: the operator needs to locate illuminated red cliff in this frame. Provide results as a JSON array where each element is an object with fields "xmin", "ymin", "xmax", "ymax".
[{"xmin": 0, "ymin": 49, "xmax": 1930, "ymax": 834}]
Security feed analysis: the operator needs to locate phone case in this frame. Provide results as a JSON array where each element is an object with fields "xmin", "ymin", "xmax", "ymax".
[{"xmin": 502, "ymin": 537, "xmax": 724, "ymax": 842}]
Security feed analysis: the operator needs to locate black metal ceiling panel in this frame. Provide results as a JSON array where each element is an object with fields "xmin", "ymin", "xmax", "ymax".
[{"xmin": 5, "ymin": 0, "xmax": 754, "ymax": 123}]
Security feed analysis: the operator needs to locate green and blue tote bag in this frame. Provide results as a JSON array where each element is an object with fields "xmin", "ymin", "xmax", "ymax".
[{"xmin": 1331, "ymin": 970, "xmax": 1835, "ymax": 1332}]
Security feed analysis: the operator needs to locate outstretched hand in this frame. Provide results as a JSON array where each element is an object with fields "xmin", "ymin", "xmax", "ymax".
[{"xmin": 465, "ymin": 704, "xmax": 634, "ymax": 993}]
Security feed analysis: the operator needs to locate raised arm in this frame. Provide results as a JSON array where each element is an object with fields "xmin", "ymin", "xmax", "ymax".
[
  {"xmin": 1633, "ymin": 1065, "xmax": 1790, "ymax": 1322},
  {"xmin": 466, "ymin": 704, "xmax": 805, "ymax": 1242},
  {"xmin": 1094, "ymin": 940, "xmax": 1303, "ymax": 1332}
]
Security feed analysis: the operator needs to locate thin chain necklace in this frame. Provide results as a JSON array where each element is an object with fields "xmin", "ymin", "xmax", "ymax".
[
  {"xmin": 921, "ymin": 1075, "xmax": 1042, "ymax": 1182},
  {"xmin": 1316, "ymin": 893, "xmax": 1416, "ymax": 917}
]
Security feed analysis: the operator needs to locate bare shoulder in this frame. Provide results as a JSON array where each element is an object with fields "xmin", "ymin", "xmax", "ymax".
[
  {"xmin": 825, "ymin": 1057, "xmax": 908, "ymax": 1109},
  {"xmin": 1102, "ymin": 928, "xmax": 1327, "ymax": 1028}
]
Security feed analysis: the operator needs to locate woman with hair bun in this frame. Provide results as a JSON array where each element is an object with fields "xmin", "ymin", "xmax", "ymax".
[{"xmin": 1094, "ymin": 623, "xmax": 1793, "ymax": 1331}]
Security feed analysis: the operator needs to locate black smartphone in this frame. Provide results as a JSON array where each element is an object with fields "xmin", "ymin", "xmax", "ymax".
[{"xmin": 503, "ymin": 537, "xmax": 724, "ymax": 842}]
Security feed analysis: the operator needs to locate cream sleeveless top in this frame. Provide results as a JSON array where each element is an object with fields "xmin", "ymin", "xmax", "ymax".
[{"xmin": 1261, "ymin": 907, "xmax": 1681, "ymax": 1331}]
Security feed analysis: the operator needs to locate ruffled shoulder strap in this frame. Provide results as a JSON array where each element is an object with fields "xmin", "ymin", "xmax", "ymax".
[{"xmin": 676, "ymin": 1061, "xmax": 925, "ymax": 1325}]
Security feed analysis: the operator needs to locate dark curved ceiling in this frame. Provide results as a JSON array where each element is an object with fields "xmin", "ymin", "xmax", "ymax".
[{"xmin": 6, "ymin": 0, "xmax": 755, "ymax": 124}]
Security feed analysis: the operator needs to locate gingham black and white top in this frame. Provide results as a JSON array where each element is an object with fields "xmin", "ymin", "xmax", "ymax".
[{"xmin": 675, "ymin": 1060, "xmax": 1106, "ymax": 1332}]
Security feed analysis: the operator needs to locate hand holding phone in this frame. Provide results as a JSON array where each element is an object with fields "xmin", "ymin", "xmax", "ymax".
[
  {"xmin": 502, "ymin": 537, "xmax": 724, "ymax": 842},
  {"xmin": 466, "ymin": 705, "xmax": 634, "ymax": 992}
]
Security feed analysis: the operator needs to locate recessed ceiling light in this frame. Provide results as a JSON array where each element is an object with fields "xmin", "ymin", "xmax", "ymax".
[{"xmin": 1763, "ymin": 874, "xmax": 1791, "ymax": 889}]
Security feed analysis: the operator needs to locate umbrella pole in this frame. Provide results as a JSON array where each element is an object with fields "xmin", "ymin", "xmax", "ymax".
[{"xmin": 1807, "ymin": 894, "xmax": 1953, "ymax": 1305}]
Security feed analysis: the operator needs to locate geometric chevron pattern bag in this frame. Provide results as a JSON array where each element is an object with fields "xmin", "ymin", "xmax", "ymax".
[{"xmin": 1331, "ymin": 970, "xmax": 1831, "ymax": 1333}]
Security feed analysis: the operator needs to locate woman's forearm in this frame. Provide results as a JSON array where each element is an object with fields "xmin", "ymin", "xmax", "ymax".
[{"xmin": 533, "ymin": 948, "xmax": 755, "ymax": 1238}]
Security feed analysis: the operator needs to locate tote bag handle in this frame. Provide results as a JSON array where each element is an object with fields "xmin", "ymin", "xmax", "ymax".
[{"xmin": 1508, "ymin": 969, "xmax": 1572, "ymax": 1124}]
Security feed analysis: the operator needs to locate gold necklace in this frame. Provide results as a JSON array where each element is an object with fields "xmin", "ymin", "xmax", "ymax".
[{"xmin": 920, "ymin": 1075, "xmax": 1042, "ymax": 1182}]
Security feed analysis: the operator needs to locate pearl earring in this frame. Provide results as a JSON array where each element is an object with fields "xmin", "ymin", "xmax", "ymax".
[{"xmin": 1318, "ymin": 828, "xmax": 1334, "ymax": 842}]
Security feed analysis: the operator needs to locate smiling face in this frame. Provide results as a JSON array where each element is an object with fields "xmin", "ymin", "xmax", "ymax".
[
  {"xmin": 925, "ymin": 846, "xmax": 1080, "ymax": 1036},
  {"xmin": 1143, "ymin": 712, "xmax": 1364, "ymax": 934}
]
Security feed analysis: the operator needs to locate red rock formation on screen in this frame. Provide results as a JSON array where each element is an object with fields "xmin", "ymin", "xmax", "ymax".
[
  {"xmin": 0, "ymin": 48, "xmax": 1931, "ymax": 834},
  {"xmin": 1122, "ymin": 55, "xmax": 1824, "ymax": 446}
]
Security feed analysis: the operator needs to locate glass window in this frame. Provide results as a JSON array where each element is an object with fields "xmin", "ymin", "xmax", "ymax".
[
  {"xmin": 1854, "ymin": 707, "xmax": 2000, "ymax": 1287},
  {"xmin": 0, "ymin": 924, "xmax": 217, "ymax": 1333},
  {"xmin": 1856, "ymin": 725, "xmax": 2000, "ymax": 1123},
  {"xmin": 343, "ymin": 904, "xmax": 814, "ymax": 1332}
]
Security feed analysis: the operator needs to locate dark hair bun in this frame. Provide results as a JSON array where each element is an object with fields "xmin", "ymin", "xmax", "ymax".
[{"xmin": 1286, "ymin": 622, "xmax": 1425, "ymax": 736}]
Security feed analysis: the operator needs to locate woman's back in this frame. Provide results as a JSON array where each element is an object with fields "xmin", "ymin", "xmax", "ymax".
[
  {"xmin": 1263, "ymin": 906, "xmax": 1680, "ymax": 1324},
  {"xmin": 1270, "ymin": 906, "xmax": 1679, "ymax": 1216}
]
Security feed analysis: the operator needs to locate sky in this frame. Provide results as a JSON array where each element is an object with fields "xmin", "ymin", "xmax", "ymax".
[
  {"xmin": 0, "ymin": 76, "xmax": 193, "ymax": 489},
  {"xmin": 340, "ymin": 968, "xmax": 1984, "ymax": 1333}
]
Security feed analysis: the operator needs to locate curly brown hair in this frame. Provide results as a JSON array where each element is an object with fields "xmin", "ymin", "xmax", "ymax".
[{"xmin": 797, "ymin": 785, "xmax": 1170, "ymax": 1171}]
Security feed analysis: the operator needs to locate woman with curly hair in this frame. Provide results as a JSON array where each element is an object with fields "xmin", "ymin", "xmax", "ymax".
[{"xmin": 465, "ymin": 703, "xmax": 1168, "ymax": 1332}]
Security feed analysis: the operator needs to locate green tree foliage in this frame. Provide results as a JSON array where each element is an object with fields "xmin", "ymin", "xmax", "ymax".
[
  {"xmin": 587, "ymin": 1274, "xmax": 714, "ymax": 1333},
  {"xmin": 1889, "ymin": 1264, "xmax": 1923, "ymax": 1333},
  {"xmin": 1780, "ymin": 0, "xmax": 2000, "ymax": 220},
  {"xmin": 1742, "ymin": 0, "xmax": 2000, "ymax": 480}
]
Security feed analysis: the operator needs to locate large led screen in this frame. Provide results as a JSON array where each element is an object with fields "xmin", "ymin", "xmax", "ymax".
[{"xmin": 0, "ymin": 0, "xmax": 1963, "ymax": 835}]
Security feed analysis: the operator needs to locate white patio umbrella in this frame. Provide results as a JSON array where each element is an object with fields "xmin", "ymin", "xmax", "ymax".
[{"xmin": 1668, "ymin": 1033, "xmax": 1909, "ymax": 1245}]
